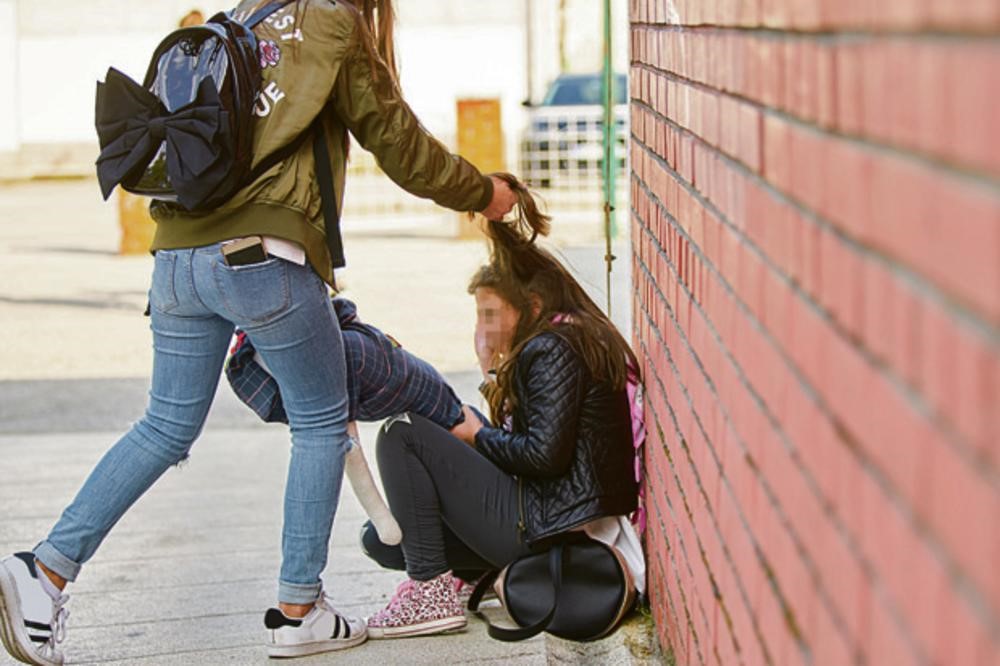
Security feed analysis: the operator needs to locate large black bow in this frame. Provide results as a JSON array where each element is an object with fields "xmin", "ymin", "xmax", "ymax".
[{"xmin": 95, "ymin": 68, "xmax": 232, "ymax": 210}]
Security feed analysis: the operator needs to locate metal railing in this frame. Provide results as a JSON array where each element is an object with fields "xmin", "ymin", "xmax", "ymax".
[
  {"xmin": 340, "ymin": 107, "xmax": 629, "ymax": 230},
  {"xmin": 519, "ymin": 105, "xmax": 628, "ymax": 202}
]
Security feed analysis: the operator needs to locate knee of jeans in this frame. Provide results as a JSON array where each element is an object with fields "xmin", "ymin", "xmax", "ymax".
[
  {"xmin": 360, "ymin": 520, "xmax": 406, "ymax": 571},
  {"xmin": 289, "ymin": 427, "xmax": 351, "ymax": 457},
  {"xmin": 132, "ymin": 417, "xmax": 200, "ymax": 466}
]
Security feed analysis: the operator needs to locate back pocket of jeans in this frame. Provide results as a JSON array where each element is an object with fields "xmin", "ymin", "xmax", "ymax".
[
  {"xmin": 213, "ymin": 257, "xmax": 291, "ymax": 324},
  {"xmin": 149, "ymin": 251, "xmax": 179, "ymax": 313}
]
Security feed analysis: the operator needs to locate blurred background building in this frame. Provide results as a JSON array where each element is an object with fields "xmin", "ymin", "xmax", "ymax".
[{"xmin": 0, "ymin": 0, "xmax": 629, "ymax": 221}]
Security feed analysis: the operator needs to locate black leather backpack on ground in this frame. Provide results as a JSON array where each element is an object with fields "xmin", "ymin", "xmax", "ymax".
[
  {"xmin": 94, "ymin": 0, "xmax": 297, "ymax": 212},
  {"xmin": 469, "ymin": 533, "xmax": 637, "ymax": 642}
]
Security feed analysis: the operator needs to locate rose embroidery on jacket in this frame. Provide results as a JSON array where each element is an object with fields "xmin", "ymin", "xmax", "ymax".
[{"xmin": 259, "ymin": 40, "xmax": 281, "ymax": 68}]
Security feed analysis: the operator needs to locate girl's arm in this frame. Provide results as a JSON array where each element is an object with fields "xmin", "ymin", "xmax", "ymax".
[
  {"xmin": 330, "ymin": 30, "xmax": 493, "ymax": 213},
  {"xmin": 473, "ymin": 334, "xmax": 584, "ymax": 478},
  {"xmin": 343, "ymin": 421, "xmax": 402, "ymax": 545}
]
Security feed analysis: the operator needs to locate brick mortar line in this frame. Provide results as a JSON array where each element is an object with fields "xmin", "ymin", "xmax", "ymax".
[
  {"xmin": 634, "ymin": 247, "xmax": 819, "ymax": 661},
  {"xmin": 636, "ymin": 291, "xmax": 744, "ymax": 661},
  {"xmin": 642, "ymin": 367, "xmax": 718, "ymax": 665},
  {"xmin": 644, "ymin": 452, "xmax": 688, "ymax": 657},
  {"xmin": 630, "ymin": 129, "xmax": 1000, "ymax": 486},
  {"xmin": 636, "ymin": 246, "xmax": 868, "ymax": 663},
  {"xmin": 629, "ymin": 22, "xmax": 1000, "ymax": 40},
  {"xmin": 638, "ymin": 329, "xmax": 779, "ymax": 666},
  {"xmin": 642, "ymin": 400, "xmax": 688, "ymax": 594},
  {"xmin": 649, "ymin": 496, "xmax": 688, "ymax": 658},
  {"xmin": 633, "ymin": 295, "xmax": 696, "ymax": 660},
  {"xmin": 627, "ymin": 58, "xmax": 1000, "ymax": 197},
  {"xmin": 628, "ymin": 96, "xmax": 1000, "ymax": 351},
  {"xmin": 648, "ymin": 447, "xmax": 709, "ymax": 665},
  {"xmin": 665, "ymin": 508, "xmax": 710, "ymax": 666},
  {"xmin": 630, "ymin": 183, "xmax": 1000, "ymax": 642}
]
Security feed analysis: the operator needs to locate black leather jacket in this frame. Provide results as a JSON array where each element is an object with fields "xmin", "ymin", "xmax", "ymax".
[{"xmin": 474, "ymin": 331, "xmax": 638, "ymax": 546}]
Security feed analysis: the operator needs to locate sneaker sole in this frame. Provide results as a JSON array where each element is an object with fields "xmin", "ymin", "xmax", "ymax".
[
  {"xmin": 0, "ymin": 563, "xmax": 61, "ymax": 666},
  {"xmin": 267, "ymin": 630, "xmax": 367, "ymax": 658},
  {"xmin": 366, "ymin": 615, "xmax": 467, "ymax": 639}
]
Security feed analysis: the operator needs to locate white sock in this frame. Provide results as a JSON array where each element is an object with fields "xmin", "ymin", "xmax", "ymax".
[{"xmin": 35, "ymin": 560, "xmax": 63, "ymax": 600}]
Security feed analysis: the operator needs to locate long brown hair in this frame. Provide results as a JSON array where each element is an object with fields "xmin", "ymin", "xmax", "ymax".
[
  {"xmin": 346, "ymin": 0, "xmax": 398, "ymax": 81},
  {"xmin": 469, "ymin": 175, "xmax": 638, "ymax": 425}
]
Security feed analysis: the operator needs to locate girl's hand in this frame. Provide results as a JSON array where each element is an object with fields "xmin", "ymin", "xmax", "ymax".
[
  {"xmin": 481, "ymin": 175, "xmax": 518, "ymax": 221},
  {"xmin": 450, "ymin": 404, "xmax": 484, "ymax": 446}
]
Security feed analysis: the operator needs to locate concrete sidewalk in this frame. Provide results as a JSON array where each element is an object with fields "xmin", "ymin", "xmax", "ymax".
[
  {"xmin": 0, "ymin": 418, "xmax": 543, "ymax": 665},
  {"xmin": 0, "ymin": 178, "xmax": 634, "ymax": 664}
]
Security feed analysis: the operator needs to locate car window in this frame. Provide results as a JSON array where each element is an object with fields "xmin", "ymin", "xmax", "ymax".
[{"xmin": 543, "ymin": 74, "xmax": 628, "ymax": 106}]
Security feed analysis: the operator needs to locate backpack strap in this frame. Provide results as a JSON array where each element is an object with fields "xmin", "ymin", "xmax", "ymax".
[
  {"xmin": 241, "ymin": 118, "xmax": 343, "ymax": 284},
  {"xmin": 311, "ymin": 121, "xmax": 346, "ymax": 275},
  {"xmin": 472, "ymin": 545, "xmax": 564, "ymax": 642},
  {"xmin": 239, "ymin": 1, "xmax": 345, "ymax": 281},
  {"xmin": 467, "ymin": 570, "xmax": 500, "ymax": 613},
  {"xmin": 235, "ymin": 0, "xmax": 306, "ymax": 182}
]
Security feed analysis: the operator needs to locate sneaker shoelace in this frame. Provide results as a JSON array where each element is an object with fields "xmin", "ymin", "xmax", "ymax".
[
  {"xmin": 387, "ymin": 578, "xmax": 416, "ymax": 610},
  {"xmin": 38, "ymin": 592, "xmax": 69, "ymax": 659},
  {"xmin": 371, "ymin": 578, "xmax": 416, "ymax": 621},
  {"xmin": 314, "ymin": 593, "xmax": 334, "ymax": 615},
  {"xmin": 315, "ymin": 591, "xmax": 354, "ymax": 629}
]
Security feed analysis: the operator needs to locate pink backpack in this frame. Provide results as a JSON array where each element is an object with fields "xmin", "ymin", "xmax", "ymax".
[{"xmin": 626, "ymin": 361, "xmax": 647, "ymax": 535}]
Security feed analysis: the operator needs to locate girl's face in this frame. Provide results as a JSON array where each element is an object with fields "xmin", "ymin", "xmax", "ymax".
[{"xmin": 474, "ymin": 287, "xmax": 521, "ymax": 357}]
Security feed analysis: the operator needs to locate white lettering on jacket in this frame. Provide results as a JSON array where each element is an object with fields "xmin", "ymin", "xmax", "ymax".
[
  {"xmin": 269, "ymin": 13, "xmax": 295, "ymax": 30},
  {"xmin": 253, "ymin": 81, "xmax": 287, "ymax": 118}
]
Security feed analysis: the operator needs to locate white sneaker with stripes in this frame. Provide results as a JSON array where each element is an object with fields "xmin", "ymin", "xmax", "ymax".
[
  {"xmin": 0, "ymin": 552, "xmax": 69, "ymax": 666},
  {"xmin": 264, "ymin": 593, "xmax": 367, "ymax": 658}
]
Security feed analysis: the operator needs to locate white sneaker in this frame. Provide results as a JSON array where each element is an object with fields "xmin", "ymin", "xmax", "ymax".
[
  {"xmin": 0, "ymin": 552, "xmax": 69, "ymax": 666},
  {"xmin": 264, "ymin": 593, "xmax": 367, "ymax": 658}
]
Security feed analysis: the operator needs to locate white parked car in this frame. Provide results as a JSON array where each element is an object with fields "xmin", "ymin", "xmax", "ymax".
[{"xmin": 520, "ymin": 73, "xmax": 628, "ymax": 188}]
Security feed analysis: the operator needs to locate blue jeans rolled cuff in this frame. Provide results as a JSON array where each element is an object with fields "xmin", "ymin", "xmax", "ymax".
[
  {"xmin": 278, "ymin": 580, "xmax": 324, "ymax": 606},
  {"xmin": 33, "ymin": 541, "xmax": 82, "ymax": 582}
]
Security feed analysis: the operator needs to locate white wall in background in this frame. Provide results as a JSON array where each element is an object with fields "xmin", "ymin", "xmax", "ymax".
[
  {"xmin": 14, "ymin": 0, "xmax": 230, "ymax": 145},
  {"xmin": 0, "ymin": 0, "xmax": 19, "ymax": 151},
  {"xmin": 8, "ymin": 0, "xmax": 627, "ymax": 148}
]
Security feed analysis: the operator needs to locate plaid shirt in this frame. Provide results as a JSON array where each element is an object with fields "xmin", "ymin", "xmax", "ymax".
[{"xmin": 226, "ymin": 298, "xmax": 463, "ymax": 428}]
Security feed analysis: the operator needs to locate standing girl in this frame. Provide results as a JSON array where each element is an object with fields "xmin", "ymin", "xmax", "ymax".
[{"xmin": 0, "ymin": 1, "xmax": 516, "ymax": 663}]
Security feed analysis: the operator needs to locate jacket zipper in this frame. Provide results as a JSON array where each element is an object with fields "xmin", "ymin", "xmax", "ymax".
[{"xmin": 516, "ymin": 477, "xmax": 526, "ymax": 541}]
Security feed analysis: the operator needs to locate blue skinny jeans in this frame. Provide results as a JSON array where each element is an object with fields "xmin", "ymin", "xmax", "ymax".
[{"xmin": 34, "ymin": 245, "xmax": 350, "ymax": 604}]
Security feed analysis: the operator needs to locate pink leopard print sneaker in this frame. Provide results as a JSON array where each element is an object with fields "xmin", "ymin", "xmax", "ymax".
[{"xmin": 367, "ymin": 572, "xmax": 467, "ymax": 639}]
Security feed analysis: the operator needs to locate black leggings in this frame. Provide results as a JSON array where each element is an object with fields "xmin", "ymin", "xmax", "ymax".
[
  {"xmin": 372, "ymin": 413, "xmax": 531, "ymax": 581},
  {"xmin": 360, "ymin": 521, "xmax": 488, "ymax": 583}
]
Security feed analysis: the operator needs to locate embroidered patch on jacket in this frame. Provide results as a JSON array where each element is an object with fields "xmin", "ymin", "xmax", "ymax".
[{"xmin": 259, "ymin": 40, "xmax": 281, "ymax": 68}]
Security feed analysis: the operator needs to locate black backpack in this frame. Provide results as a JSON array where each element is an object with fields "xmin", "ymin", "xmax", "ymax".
[
  {"xmin": 93, "ymin": 0, "xmax": 345, "ymax": 270},
  {"xmin": 469, "ymin": 534, "xmax": 638, "ymax": 642},
  {"xmin": 94, "ymin": 2, "xmax": 283, "ymax": 210}
]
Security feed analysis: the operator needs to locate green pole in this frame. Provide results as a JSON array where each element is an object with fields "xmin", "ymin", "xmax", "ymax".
[{"xmin": 601, "ymin": 0, "xmax": 616, "ymax": 315}]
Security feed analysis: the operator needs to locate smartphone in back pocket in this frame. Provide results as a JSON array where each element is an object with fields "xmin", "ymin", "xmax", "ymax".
[{"xmin": 222, "ymin": 236, "xmax": 268, "ymax": 266}]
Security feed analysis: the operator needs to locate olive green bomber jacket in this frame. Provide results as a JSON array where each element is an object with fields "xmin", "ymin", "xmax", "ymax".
[{"xmin": 150, "ymin": 0, "xmax": 493, "ymax": 284}]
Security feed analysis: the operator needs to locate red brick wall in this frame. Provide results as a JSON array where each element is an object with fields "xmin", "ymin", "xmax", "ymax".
[{"xmin": 628, "ymin": 2, "xmax": 1000, "ymax": 664}]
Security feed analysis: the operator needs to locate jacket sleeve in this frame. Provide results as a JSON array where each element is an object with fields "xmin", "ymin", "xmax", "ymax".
[
  {"xmin": 473, "ymin": 334, "xmax": 584, "ymax": 478},
  {"xmin": 329, "ymin": 29, "xmax": 493, "ymax": 212}
]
